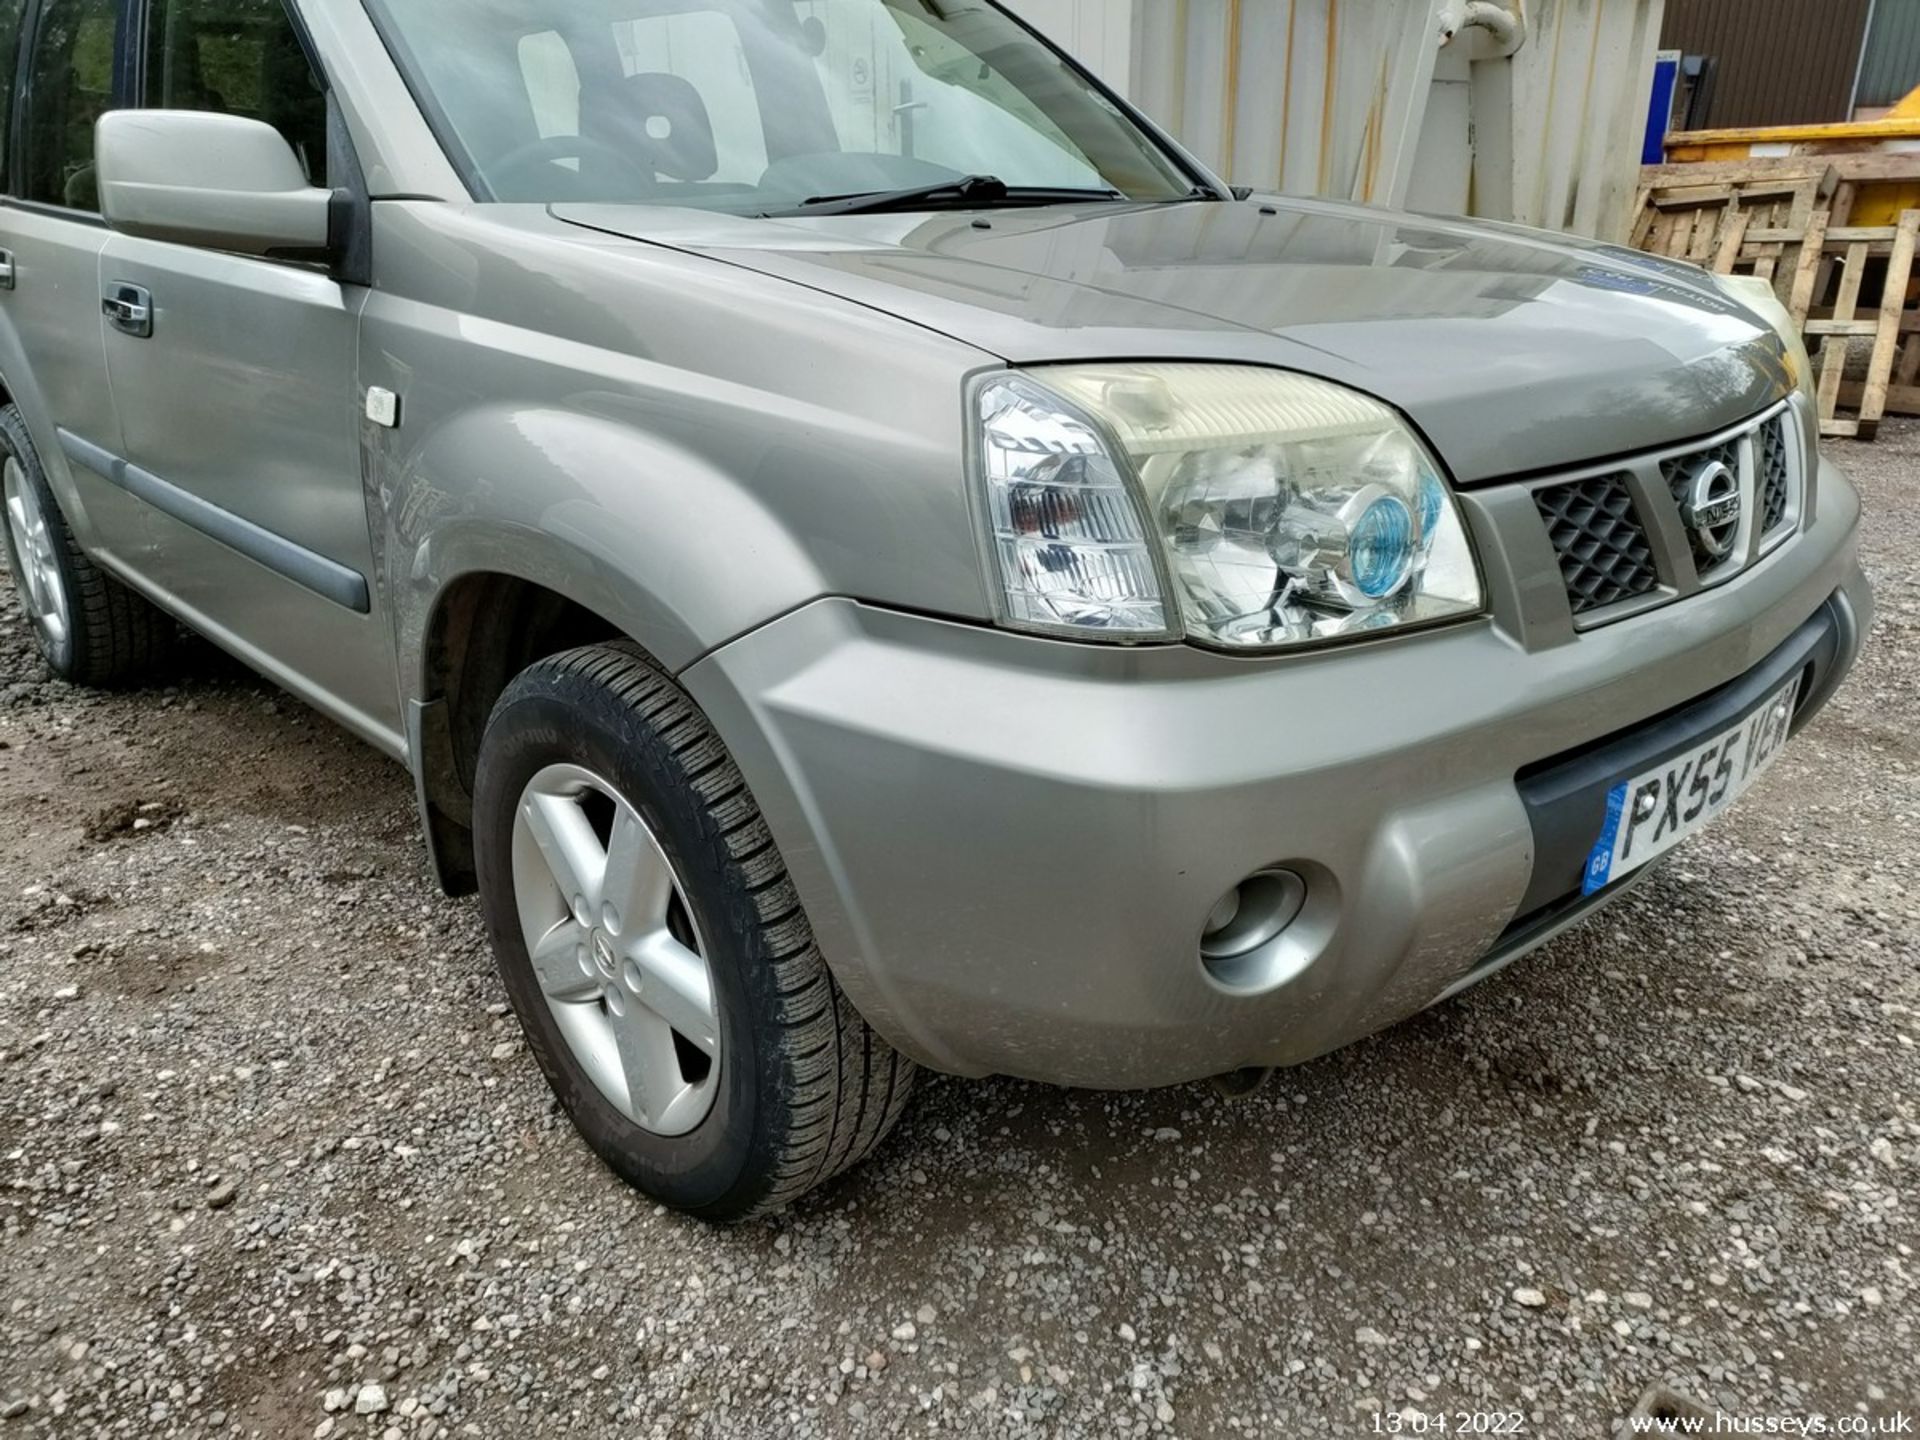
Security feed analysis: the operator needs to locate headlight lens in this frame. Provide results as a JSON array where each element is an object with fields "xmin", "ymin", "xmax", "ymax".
[
  {"xmin": 974, "ymin": 364, "xmax": 1482, "ymax": 649},
  {"xmin": 1715, "ymin": 272, "xmax": 1817, "ymax": 410}
]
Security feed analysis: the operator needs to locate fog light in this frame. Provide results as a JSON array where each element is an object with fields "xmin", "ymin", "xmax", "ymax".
[
  {"xmin": 1200, "ymin": 869, "xmax": 1308, "ymax": 961},
  {"xmin": 1203, "ymin": 890, "xmax": 1242, "ymax": 937}
]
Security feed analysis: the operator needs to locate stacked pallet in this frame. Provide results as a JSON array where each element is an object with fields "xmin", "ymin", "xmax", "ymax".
[{"xmin": 1630, "ymin": 155, "xmax": 1920, "ymax": 441}]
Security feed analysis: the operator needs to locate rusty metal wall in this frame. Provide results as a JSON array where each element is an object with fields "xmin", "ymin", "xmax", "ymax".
[
  {"xmin": 1106, "ymin": 0, "xmax": 1663, "ymax": 241},
  {"xmin": 1127, "ymin": 0, "xmax": 1424, "ymax": 201},
  {"xmin": 1501, "ymin": 0, "xmax": 1671, "ymax": 240},
  {"xmin": 1660, "ymin": 0, "xmax": 1873, "ymax": 127}
]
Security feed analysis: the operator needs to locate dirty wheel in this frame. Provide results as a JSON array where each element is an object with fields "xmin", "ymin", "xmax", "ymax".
[{"xmin": 473, "ymin": 641, "xmax": 915, "ymax": 1220}]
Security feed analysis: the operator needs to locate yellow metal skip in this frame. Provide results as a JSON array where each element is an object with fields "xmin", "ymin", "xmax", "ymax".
[{"xmin": 1664, "ymin": 83, "xmax": 1920, "ymax": 227}]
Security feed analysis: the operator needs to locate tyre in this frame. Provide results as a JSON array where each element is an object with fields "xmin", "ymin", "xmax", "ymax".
[
  {"xmin": 0, "ymin": 404, "xmax": 175, "ymax": 686},
  {"xmin": 473, "ymin": 641, "xmax": 915, "ymax": 1220}
]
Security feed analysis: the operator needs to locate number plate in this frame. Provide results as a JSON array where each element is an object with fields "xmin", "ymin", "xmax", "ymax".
[{"xmin": 1582, "ymin": 677, "xmax": 1801, "ymax": 895}]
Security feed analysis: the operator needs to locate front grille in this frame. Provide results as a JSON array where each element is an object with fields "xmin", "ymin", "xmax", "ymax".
[
  {"xmin": 1533, "ymin": 475, "xmax": 1659, "ymax": 614},
  {"xmin": 1661, "ymin": 437, "xmax": 1741, "ymax": 577},
  {"xmin": 1520, "ymin": 403, "xmax": 1802, "ymax": 628},
  {"xmin": 1757, "ymin": 418, "xmax": 1791, "ymax": 535}
]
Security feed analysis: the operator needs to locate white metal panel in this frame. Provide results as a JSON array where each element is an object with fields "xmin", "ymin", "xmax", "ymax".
[
  {"xmin": 1101, "ymin": 0, "xmax": 1667, "ymax": 240},
  {"xmin": 1504, "ymin": 0, "xmax": 1669, "ymax": 239},
  {"xmin": 1127, "ymin": 0, "xmax": 1429, "ymax": 199},
  {"xmin": 1407, "ymin": 47, "xmax": 1475, "ymax": 215}
]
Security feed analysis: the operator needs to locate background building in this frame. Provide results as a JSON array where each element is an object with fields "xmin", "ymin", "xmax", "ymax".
[{"xmin": 1660, "ymin": 0, "xmax": 1920, "ymax": 128}]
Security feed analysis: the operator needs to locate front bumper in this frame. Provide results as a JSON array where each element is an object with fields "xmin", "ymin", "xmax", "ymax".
[{"xmin": 682, "ymin": 459, "xmax": 1872, "ymax": 1088}]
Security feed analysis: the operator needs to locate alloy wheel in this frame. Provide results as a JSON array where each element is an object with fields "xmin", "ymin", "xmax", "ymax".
[
  {"xmin": 3, "ymin": 457, "xmax": 69, "ymax": 650},
  {"xmin": 509, "ymin": 763, "xmax": 721, "ymax": 1136}
]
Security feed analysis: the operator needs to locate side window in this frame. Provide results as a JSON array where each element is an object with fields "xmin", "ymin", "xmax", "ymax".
[
  {"xmin": 19, "ymin": 0, "xmax": 118, "ymax": 210},
  {"xmin": 0, "ymin": 0, "xmax": 25, "ymax": 192},
  {"xmin": 144, "ymin": 0, "xmax": 327, "ymax": 186}
]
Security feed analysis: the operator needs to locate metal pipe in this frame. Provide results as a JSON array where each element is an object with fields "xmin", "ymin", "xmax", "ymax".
[
  {"xmin": 1438, "ymin": 0, "xmax": 1525, "ymax": 54},
  {"xmin": 1210, "ymin": 1067, "xmax": 1272, "ymax": 1099}
]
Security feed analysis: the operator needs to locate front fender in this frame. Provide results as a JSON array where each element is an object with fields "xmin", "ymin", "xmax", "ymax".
[{"xmin": 385, "ymin": 402, "xmax": 831, "ymax": 692}]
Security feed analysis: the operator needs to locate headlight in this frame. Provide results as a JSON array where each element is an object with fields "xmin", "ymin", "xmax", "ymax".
[
  {"xmin": 974, "ymin": 364, "xmax": 1483, "ymax": 650},
  {"xmin": 1715, "ymin": 272, "xmax": 1817, "ymax": 410}
]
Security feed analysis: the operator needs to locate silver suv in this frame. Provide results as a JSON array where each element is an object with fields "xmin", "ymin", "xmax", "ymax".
[{"xmin": 0, "ymin": 0, "xmax": 1871, "ymax": 1219}]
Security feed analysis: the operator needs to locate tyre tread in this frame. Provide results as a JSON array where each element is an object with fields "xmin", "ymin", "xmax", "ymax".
[{"xmin": 499, "ymin": 640, "xmax": 916, "ymax": 1218}]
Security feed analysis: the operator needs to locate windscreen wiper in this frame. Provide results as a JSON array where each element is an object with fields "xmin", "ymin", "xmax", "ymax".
[{"xmin": 775, "ymin": 173, "xmax": 1126, "ymax": 218}]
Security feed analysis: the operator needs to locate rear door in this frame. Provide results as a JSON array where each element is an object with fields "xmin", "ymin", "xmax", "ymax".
[
  {"xmin": 97, "ymin": 0, "xmax": 398, "ymax": 747},
  {"xmin": 0, "ymin": 0, "xmax": 151, "ymax": 570}
]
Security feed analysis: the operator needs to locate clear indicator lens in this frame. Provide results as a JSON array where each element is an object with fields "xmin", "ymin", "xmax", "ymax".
[{"xmin": 977, "ymin": 378, "xmax": 1171, "ymax": 637}]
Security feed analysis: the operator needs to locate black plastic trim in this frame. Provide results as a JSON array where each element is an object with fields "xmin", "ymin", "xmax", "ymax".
[
  {"xmin": 1481, "ymin": 864, "xmax": 1660, "ymax": 976},
  {"xmin": 56, "ymin": 428, "xmax": 371, "ymax": 612},
  {"xmin": 1512, "ymin": 594, "xmax": 1848, "ymax": 917}
]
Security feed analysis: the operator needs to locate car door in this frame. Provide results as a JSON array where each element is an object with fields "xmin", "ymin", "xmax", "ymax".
[
  {"xmin": 0, "ymin": 0, "xmax": 151, "ymax": 571},
  {"xmin": 96, "ymin": 0, "xmax": 399, "ymax": 747}
]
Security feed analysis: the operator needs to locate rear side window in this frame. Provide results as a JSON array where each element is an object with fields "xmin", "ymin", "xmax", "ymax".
[
  {"xmin": 143, "ymin": 0, "xmax": 327, "ymax": 185},
  {"xmin": 19, "ymin": 0, "xmax": 118, "ymax": 210}
]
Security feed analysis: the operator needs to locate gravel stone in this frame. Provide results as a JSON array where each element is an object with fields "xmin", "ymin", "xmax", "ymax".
[{"xmin": 0, "ymin": 426, "xmax": 1915, "ymax": 1434}]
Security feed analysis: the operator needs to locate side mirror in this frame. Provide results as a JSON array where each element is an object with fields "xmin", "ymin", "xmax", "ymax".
[{"xmin": 96, "ymin": 110, "xmax": 333, "ymax": 258}]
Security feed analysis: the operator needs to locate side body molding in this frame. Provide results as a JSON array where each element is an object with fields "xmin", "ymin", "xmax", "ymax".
[{"xmin": 57, "ymin": 429, "xmax": 372, "ymax": 612}]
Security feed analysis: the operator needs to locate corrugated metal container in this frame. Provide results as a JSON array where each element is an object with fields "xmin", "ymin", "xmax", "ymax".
[
  {"xmin": 1126, "ymin": 0, "xmax": 1433, "ymax": 201},
  {"xmin": 1488, "ymin": 0, "xmax": 1672, "ymax": 239},
  {"xmin": 1859, "ymin": 0, "xmax": 1920, "ymax": 110},
  {"xmin": 1004, "ymin": 0, "xmax": 1666, "ymax": 241},
  {"xmin": 1660, "ymin": 0, "xmax": 1872, "ymax": 126}
]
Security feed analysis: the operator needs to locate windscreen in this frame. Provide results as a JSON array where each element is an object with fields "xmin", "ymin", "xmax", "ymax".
[{"xmin": 364, "ymin": 0, "xmax": 1198, "ymax": 212}]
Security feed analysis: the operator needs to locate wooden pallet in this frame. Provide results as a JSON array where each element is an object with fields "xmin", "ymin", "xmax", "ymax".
[
  {"xmin": 1631, "ymin": 174, "xmax": 1829, "ymax": 284},
  {"xmin": 1632, "ymin": 156, "xmax": 1920, "ymax": 441},
  {"xmin": 1803, "ymin": 210, "xmax": 1920, "ymax": 439}
]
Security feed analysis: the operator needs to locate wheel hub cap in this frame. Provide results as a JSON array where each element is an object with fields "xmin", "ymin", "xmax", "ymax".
[
  {"xmin": 3, "ymin": 457, "xmax": 69, "ymax": 650},
  {"xmin": 510, "ymin": 764, "xmax": 721, "ymax": 1136}
]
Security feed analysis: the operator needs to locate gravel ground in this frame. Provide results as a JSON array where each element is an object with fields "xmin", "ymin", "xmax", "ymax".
[{"xmin": 1, "ymin": 428, "xmax": 1917, "ymax": 1439}]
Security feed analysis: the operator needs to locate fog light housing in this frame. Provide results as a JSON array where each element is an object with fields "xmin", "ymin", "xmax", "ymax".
[{"xmin": 1200, "ymin": 869, "xmax": 1308, "ymax": 961}]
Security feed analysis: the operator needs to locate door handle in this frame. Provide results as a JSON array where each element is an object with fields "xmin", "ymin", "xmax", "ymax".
[
  {"xmin": 0, "ymin": 249, "xmax": 14, "ymax": 290},
  {"xmin": 103, "ymin": 282, "xmax": 152, "ymax": 338}
]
